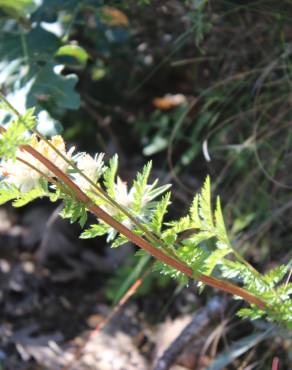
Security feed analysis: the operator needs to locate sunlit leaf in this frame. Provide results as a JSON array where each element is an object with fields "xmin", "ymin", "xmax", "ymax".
[
  {"xmin": 56, "ymin": 44, "xmax": 89, "ymax": 68},
  {"xmin": 0, "ymin": 0, "xmax": 38, "ymax": 17}
]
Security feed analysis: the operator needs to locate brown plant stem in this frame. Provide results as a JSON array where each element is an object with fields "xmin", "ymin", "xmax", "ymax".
[
  {"xmin": 9, "ymin": 139, "xmax": 265, "ymax": 310},
  {"xmin": 0, "ymin": 95, "xmax": 180, "ymax": 261},
  {"xmin": 0, "ymin": 125, "xmax": 266, "ymax": 309},
  {"xmin": 16, "ymin": 155, "xmax": 78, "ymax": 199}
]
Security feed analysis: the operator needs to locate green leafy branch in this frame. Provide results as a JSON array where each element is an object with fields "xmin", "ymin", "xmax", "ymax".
[{"xmin": 0, "ymin": 102, "xmax": 291, "ymax": 328}]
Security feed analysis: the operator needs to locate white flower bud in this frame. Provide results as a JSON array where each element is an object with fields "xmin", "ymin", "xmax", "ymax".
[
  {"xmin": 74, "ymin": 153, "xmax": 105, "ymax": 191},
  {"xmin": 1, "ymin": 135, "xmax": 75, "ymax": 192}
]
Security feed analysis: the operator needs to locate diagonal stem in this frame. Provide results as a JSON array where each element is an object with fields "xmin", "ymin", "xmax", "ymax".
[
  {"xmin": 0, "ymin": 93, "xmax": 179, "ymax": 260},
  {"xmin": 13, "ymin": 139, "xmax": 266, "ymax": 309}
]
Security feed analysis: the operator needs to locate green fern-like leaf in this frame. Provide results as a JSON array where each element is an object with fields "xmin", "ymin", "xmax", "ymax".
[
  {"xmin": 132, "ymin": 161, "xmax": 152, "ymax": 212},
  {"xmin": 178, "ymin": 242, "xmax": 210, "ymax": 273},
  {"xmin": 276, "ymin": 283, "xmax": 292, "ymax": 300},
  {"xmin": 49, "ymin": 187, "xmax": 61, "ymax": 202},
  {"xmin": 220, "ymin": 260, "xmax": 250, "ymax": 280},
  {"xmin": 21, "ymin": 108, "xmax": 37, "ymax": 130},
  {"xmin": 80, "ymin": 223, "xmax": 108, "ymax": 239},
  {"xmin": 222, "ymin": 259, "xmax": 267, "ymax": 294},
  {"xmin": 0, "ymin": 185, "xmax": 20, "ymax": 205},
  {"xmin": 12, "ymin": 186, "xmax": 47, "ymax": 207},
  {"xmin": 0, "ymin": 108, "xmax": 36, "ymax": 160},
  {"xmin": 184, "ymin": 230, "xmax": 214, "ymax": 245},
  {"xmin": 199, "ymin": 176, "xmax": 214, "ymax": 231},
  {"xmin": 144, "ymin": 183, "xmax": 171, "ymax": 204},
  {"xmin": 165, "ymin": 216, "xmax": 192, "ymax": 234},
  {"xmin": 153, "ymin": 260, "xmax": 188, "ymax": 284},
  {"xmin": 203, "ymin": 247, "xmax": 231, "ymax": 276},
  {"xmin": 78, "ymin": 207, "xmax": 88, "ymax": 228},
  {"xmin": 261, "ymin": 264, "xmax": 288, "ymax": 290},
  {"xmin": 214, "ymin": 196, "xmax": 229, "ymax": 246},
  {"xmin": 189, "ymin": 194, "xmax": 201, "ymax": 228},
  {"xmin": 237, "ymin": 307, "xmax": 265, "ymax": 320},
  {"xmin": 111, "ymin": 234, "xmax": 128, "ymax": 248},
  {"xmin": 161, "ymin": 216, "xmax": 192, "ymax": 245},
  {"xmin": 103, "ymin": 154, "xmax": 118, "ymax": 197},
  {"xmin": 60, "ymin": 196, "xmax": 88, "ymax": 226},
  {"xmin": 150, "ymin": 192, "xmax": 171, "ymax": 234}
]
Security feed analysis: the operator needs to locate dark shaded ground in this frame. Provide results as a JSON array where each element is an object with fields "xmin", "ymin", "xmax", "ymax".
[
  {"xmin": 0, "ymin": 202, "xmax": 290, "ymax": 370},
  {"xmin": 0, "ymin": 202, "xmax": 209, "ymax": 369}
]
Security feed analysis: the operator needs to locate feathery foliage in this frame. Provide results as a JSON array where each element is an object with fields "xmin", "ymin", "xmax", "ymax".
[
  {"xmin": 0, "ymin": 105, "xmax": 36, "ymax": 160},
  {"xmin": 0, "ymin": 105, "xmax": 291, "ymax": 328}
]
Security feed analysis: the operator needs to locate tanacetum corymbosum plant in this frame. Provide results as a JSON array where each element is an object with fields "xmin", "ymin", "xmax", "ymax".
[{"xmin": 0, "ymin": 95, "xmax": 291, "ymax": 328}]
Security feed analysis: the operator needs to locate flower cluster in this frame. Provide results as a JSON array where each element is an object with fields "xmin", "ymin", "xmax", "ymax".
[
  {"xmin": 0, "ymin": 135, "xmax": 74, "ymax": 192},
  {"xmin": 0, "ymin": 134, "xmax": 168, "ymax": 224},
  {"xmin": 1, "ymin": 151, "xmax": 40, "ymax": 193},
  {"xmin": 102, "ymin": 177, "xmax": 135, "ymax": 217},
  {"xmin": 0, "ymin": 135, "xmax": 108, "ymax": 194},
  {"xmin": 74, "ymin": 153, "xmax": 106, "ymax": 191}
]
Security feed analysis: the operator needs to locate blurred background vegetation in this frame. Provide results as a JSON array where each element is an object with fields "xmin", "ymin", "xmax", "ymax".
[{"xmin": 0, "ymin": 0, "xmax": 291, "ymax": 369}]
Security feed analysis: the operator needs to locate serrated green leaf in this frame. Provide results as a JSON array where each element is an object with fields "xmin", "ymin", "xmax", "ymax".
[
  {"xmin": 60, "ymin": 196, "xmax": 87, "ymax": 226},
  {"xmin": 276, "ymin": 283, "xmax": 292, "ymax": 300},
  {"xmin": 150, "ymin": 192, "xmax": 171, "ymax": 234},
  {"xmin": 103, "ymin": 154, "xmax": 118, "ymax": 198},
  {"xmin": 162, "ymin": 217, "xmax": 191, "ymax": 246},
  {"xmin": 146, "ymin": 183, "xmax": 171, "ymax": 203},
  {"xmin": 165, "ymin": 216, "xmax": 191, "ymax": 234},
  {"xmin": 189, "ymin": 194, "xmax": 201, "ymax": 227},
  {"xmin": 220, "ymin": 260, "xmax": 249, "ymax": 280},
  {"xmin": 49, "ymin": 187, "xmax": 61, "ymax": 202},
  {"xmin": 80, "ymin": 223, "xmax": 108, "ymax": 239},
  {"xmin": 203, "ymin": 247, "xmax": 231, "ymax": 276},
  {"xmin": 176, "ymin": 241, "xmax": 210, "ymax": 274},
  {"xmin": 214, "ymin": 196, "xmax": 229, "ymax": 246},
  {"xmin": 0, "ymin": 185, "xmax": 20, "ymax": 205},
  {"xmin": 133, "ymin": 161, "xmax": 152, "ymax": 212},
  {"xmin": 79, "ymin": 208, "xmax": 88, "ymax": 228},
  {"xmin": 184, "ymin": 230, "xmax": 213, "ymax": 244},
  {"xmin": 111, "ymin": 234, "xmax": 128, "ymax": 248},
  {"xmin": 154, "ymin": 260, "xmax": 188, "ymax": 284},
  {"xmin": 237, "ymin": 308, "xmax": 265, "ymax": 321},
  {"xmin": 221, "ymin": 259, "xmax": 266, "ymax": 293},
  {"xmin": 263, "ymin": 265, "xmax": 288, "ymax": 287},
  {"xmin": 21, "ymin": 108, "xmax": 37, "ymax": 129},
  {"xmin": 12, "ymin": 186, "xmax": 46, "ymax": 207},
  {"xmin": 0, "ymin": 108, "xmax": 36, "ymax": 160},
  {"xmin": 199, "ymin": 176, "xmax": 214, "ymax": 231}
]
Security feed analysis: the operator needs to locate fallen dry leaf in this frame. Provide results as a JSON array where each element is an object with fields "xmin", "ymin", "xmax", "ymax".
[
  {"xmin": 153, "ymin": 94, "xmax": 187, "ymax": 110},
  {"xmin": 101, "ymin": 7, "xmax": 129, "ymax": 27}
]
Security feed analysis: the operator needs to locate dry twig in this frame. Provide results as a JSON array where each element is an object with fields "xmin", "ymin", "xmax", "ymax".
[{"xmin": 153, "ymin": 296, "xmax": 227, "ymax": 370}]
